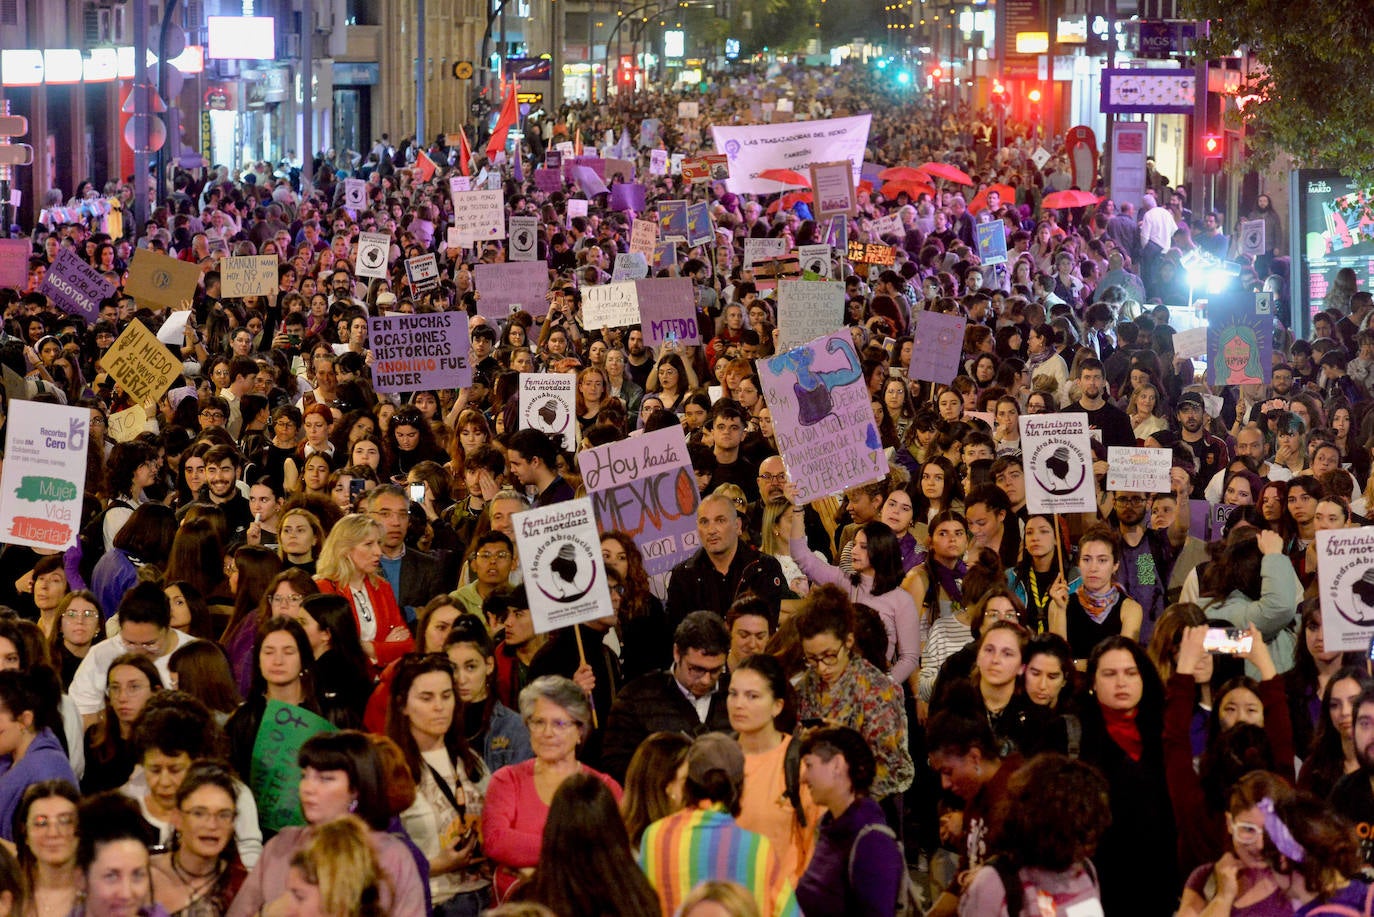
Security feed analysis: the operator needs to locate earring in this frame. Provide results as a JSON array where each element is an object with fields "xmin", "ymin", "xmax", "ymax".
[{"xmin": 348, "ymin": 799, "xmax": 358, "ymax": 813}]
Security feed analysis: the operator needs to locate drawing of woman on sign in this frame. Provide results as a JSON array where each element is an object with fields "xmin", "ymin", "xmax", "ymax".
[
  {"xmin": 1218, "ymin": 324, "xmax": 1264, "ymax": 386},
  {"xmin": 1036, "ymin": 444, "xmax": 1087, "ymax": 496},
  {"xmin": 768, "ymin": 336, "xmax": 862, "ymax": 426},
  {"xmin": 1337, "ymin": 567, "xmax": 1374, "ymax": 627}
]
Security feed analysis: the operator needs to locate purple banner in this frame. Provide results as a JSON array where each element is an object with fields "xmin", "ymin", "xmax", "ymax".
[
  {"xmin": 572, "ymin": 166, "xmax": 608, "ymax": 197},
  {"xmin": 534, "ymin": 168, "xmax": 563, "ymax": 193},
  {"xmin": 636, "ymin": 278, "xmax": 698, "ymax": 347},
  {"xmin": 609, "ymin": 183, "xmax": 647, "ymax": 213},
  {"xmin": 39, "ymin": 248, "xmax": 115, "ymax": 323},
  {"xmin": 563, "ymin": 156, "xmax": 605, "ymax": 179},
  {"xmin": 0, "ymin": 239, "xmax": 29, "ymax": 290},
  {"xmin": 474, "ymin": 261, "xmax": 550, "ymax": 319},
  {"xmin": 576, "ymin": 423, "xmax": 700, "ymax": 576},
  {"xmin": 367, "ymin": 312, "xmax": 472, "ymax": 392},
  {"xmin": 759, "ymin": 330, "xmax": 889, "ymax": 502}
]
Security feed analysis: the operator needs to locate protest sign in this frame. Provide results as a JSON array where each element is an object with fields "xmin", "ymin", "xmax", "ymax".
[
  {"xmin": 798, "ymin": 243, "xmax": 832, "ymax": 278},
  {"xmin": 124, "ymin": 249, "xmax": 200, "ymax": 310},
  {"xmin": 629, "ymin": 219, "xmax": 659, "ymax": 258},
  {"xmin": 404, "ymin": 253, "xmax": 440, "ymax": 294},
  {"xmin": 810, "ymin": 160, "xmax": 856, "ymax": 219},
  {"xmin": 519, "ymin": 374, "xmax": 577, "ymax": 452},
  {"xmin": 678, "ymin": 101, "xmax": 700, "ymax": 119},
  {"xmin": 571, "ymin": 166, "xmax": 608, "ymax": 197},
  {"xmin": 103, "ymin": 320, "xmax": 181, "ymax": 406},
  {"xmin": 583, "ymin": 282, "xmax": 641, "ymax": 330},
  {"xmin": 544, "ymin": 151, "xmax": 563, "ymax": 170},
  {"xmin": 976, "ymin": 221, "xmax": 1009, "ymax": 266},
  {"xmin": 908, "ymin": 311, "xmax": 967, "ymax": 385},
  {"xmin": 344, "ymin": 178, "xmax": 366, "ymax": 209},
  {"xmin": 354, "ymin": 232, "xmax": 391, "ymax": 280},
  {"xmin": 509, "ymin": 215, "xmax": 538, "ymax": 261},
  {"xmin": 686, "ymin": 202, "xmax": 714, "ymax": 247},
  {"xmin": 38, "ymin": 248, "xmax": 115, "ymax": 323},
  {"xmin": 744, "ymin": 237, "xmax": 787, "ymax": 268},
  {"xmin": 567, "ymin": 199, "xmax": 589, "ymax": 222},
  {"xmin": 1019, "ymin": 414, "xmax": 1098, "ymax": 513},
  {"xmin": 1209, "ymin": 288, "xmax": 1273, "ymax": 385},
  {"xmin": 650, "ymin": 149, "xmax": 668, "ymax": 176},
  {"xmin": 845, "ymin": 241, "xmax": 896, "ymax": 266},
  {"xmin": 565, "ymin": 156, "xmax": 606, "ymax": 179},
  {"xmin": 449, "ymin": 175, "xmax": 472, "ymax": 195},
  {"xmin": 711, "ymin": 115, "xmax": 871, "ymax": 195},
  {"xmin": 637, "ymin": 278, "xmax": 698, "ymax": 347},
  {"xmin": 658, "ymin": 201, "xmax": 688, "ymax": 243},
  {"xmin": 653, "ymin": 243, "xmax": 678, "ymax": 271},
  {"xmin": 611, "ymin": 253, "xmax": 649, "ymax": 281},
  {"xmin": 1173, "ymin": 326, "xmax": 1207, "ymax": 360},
  {"xmin": 1106, "ymin": 447, "xmax": 1172, "ymax": 493},
  {"xmin": 1317, "ymin": 527, "xmax": 1374, "ymax": 652},
  {"xmin": 221, "ymin": 255, "xmax": 280, "ymax": 298},
  {"xmin": 106, "ymin": 405, "xmax": 149, "ymax": 444},
  {"xmin": 1239, "ymin": 220, "xmax": 1266, "ymax": 258},
  {"xmin": 156, "ymin": 311, "xmax": 191, "ymax": 346},
  {"xmin": 367, "ymin": 312, "xmax": 471, "ymax": 392},
  {"xmin": 669, "ymin": 153, "xmax": 685, "ymax": 175},
  {"xmin": 758, "ymin": 331, "xmax": 889, "ymax": 503},
  {"xmin": 250, "ymin": 700, "xmax": 336, "ymax": 833},
  {"xmin": 577, "ymin": 425, "xmax": 700, "ymax": 576},
  {"xmin": 609, "ymin": 183, "xmax": 646, "ymax": 213},
  {"xmin": 753, "ymin": 253, "xmax": 801, "ymax": 291},
  {"xmin": 534, "ymin": 168, "xmax": 562, "ymax": 192},
  {"xmin": 451, "ymin": 189, "xmax": 506, "ymax": 242},
  {"xmin": 514, "ymin": 497, "xmax": 615, "ymax": 634},
  {"xmin": 0, "ymin": 239, "xmax": 28, "ymax": 290},
  {"xmin": 0, "ymin": 401, "xmax": 89, "ymax": 550},
  {"xmin": 474, "ymin": 261, "xmax": 550, "ymax": 320},
  {"xmin": 870, "ymin": 213, "xmax": 903, "ymax": 239},
  {"xmin": 605, "ymin": 159, "xmax": 636, "ymax": 182},
  {"xmin": 776, "ymin": 280, "xmax": 845, "ymax": 350}
]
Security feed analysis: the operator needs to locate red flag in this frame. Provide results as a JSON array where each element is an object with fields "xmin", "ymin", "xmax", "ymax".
[
  {"xmin": 486, "ymin": 85, "xmax": 518, "ymax": 162},
  {"xmin": 414, "ymin": 149, "xmax": 437, "ymax": 183},
  {"xmin": 456, "ymin": 127, "xmax": 473, "ymax": 177}
]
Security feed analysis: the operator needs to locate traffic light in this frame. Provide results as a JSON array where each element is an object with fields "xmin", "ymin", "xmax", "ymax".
[
  {"xmin": 930, "ymin": 66, "xmax": 942, "ymax": 80},
  {"xmin": 990, "ymin": 83, "xmax": 1009, "ymax": 107},
  {"xmin": 1027, "ymin": 87, "xmax": 1042, "ymax": 103},
  {"xmin": 1202, "ymin": 133, "xmax": 1223, "ymax": 173}
]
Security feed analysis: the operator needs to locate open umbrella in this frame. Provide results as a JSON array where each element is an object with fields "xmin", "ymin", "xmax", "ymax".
[
  {"xmin": 918, "ymin": 161, "xmax": 974, "ymax": 185},
  {"xmin": 968, "ymin": 183, "xmax": 1016, "ymax": 214},
  {"xmin": 878, "ymin": 165, "xmax": 933, "ymax": 183},
  {"xmin": 880, "ymin": 180, "xmax": 936, "ymax": 200},
  {"xmin": 766, "ymin": 190, "xmax": 813, "ymax": 214},
  {"xmin": 1041, "ymin": 189, "xmax": 1101, "ymax": 209},
  {"xmin": 756, "ymin": 168, "xmax": 811, "ymax": 187}
]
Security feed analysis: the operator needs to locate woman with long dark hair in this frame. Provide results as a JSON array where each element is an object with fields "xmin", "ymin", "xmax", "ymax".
[
  {"xmin": 1007, "ymin": 514, "xmax": 1080, "ymax": 634},
  {"xmin": 14, "ymin": 780, "xmax": 80, "ymax": 917},
  {"xmin": 291, "ymin": 591, "xmax": 372, "ymax": 728},
  {"xmin": 224, "ymin": 617, "xmax": 330, "ymax": 781},
  {"xmin": 1297, "ymin": 665, "xmax": 1367, "ymax": 799},
  {"xmin": 599, "ymin": 532, "xmax": 671, "ymax": 681},
  {"xmin": 81, "ymin": 654, "xmax": 162, "ymax": 794},
  {"xmin": 388, "ymin": 654, "xmax": 492, "ymax": 916},
  {"xmin": 1286, "ymin": 600, "xmax": 1364, "ymax": 760},
  {"xmin": 219, "ymin": 545, "xmax": 284, "ymax": 691},
  {"xmin": 1048, "ymin": 524, "xmax": 1143, "ymax": 662},
  {"xmin": 443, "ymin": 617, "xmax": 532, "ymax": 775},
  {"xmin": 911, "ymin": 456, "xmax": 960, "ymax": 523},
  {"xmin": 904, "ymin": 511, "xmax": 971, "ymax": 710}
]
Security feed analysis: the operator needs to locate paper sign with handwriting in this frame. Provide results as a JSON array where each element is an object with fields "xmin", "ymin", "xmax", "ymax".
[
  {"xmin": 221, "ymin": 255, "xmax": 279, "ymax": 298},
  {"xmin": 776, "ymin": 280, "xmax": 845, "ymax": 350}
]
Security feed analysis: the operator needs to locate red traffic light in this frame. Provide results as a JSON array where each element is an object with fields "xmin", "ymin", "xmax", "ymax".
[
  {"xmin": 930, "ymin": 67, "xmax": 942, "ymax": 79},
  {"xmin": 1203, "ymin": 134, "xmax": 1222, "ymax": 155}
]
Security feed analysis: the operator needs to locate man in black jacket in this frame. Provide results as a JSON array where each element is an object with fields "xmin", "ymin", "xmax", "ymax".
[
  {"xmin": 600, "ymin": 611, "xmax": 732, "ymax": 781},
  {"xmin": 665, "ymin": 494, "xmax": 790, "ymax": 630}
]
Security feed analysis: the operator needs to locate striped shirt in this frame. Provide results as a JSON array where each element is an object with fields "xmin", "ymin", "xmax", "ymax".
[{"xmin": 640, "ymin": 804, "xmax": 801, "ymax": 917}]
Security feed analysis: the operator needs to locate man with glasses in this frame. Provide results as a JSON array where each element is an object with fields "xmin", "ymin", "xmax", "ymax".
[
  {"xmin": 602, "ymin": 611, "xmax": 733, "ymax": 782},
  {"xmin": 366, "ymin": 485, "xmax": 444, "ymax": 624},
  {"xmin": 197, "ymin": 395, "xmax": 230, "ymax": 431},
  {"xmin": 69, "ymin": 582, "xmax": 198, "ymax": 727},
  {"xmin": 665, "ymin": 494, "xmax": 790, "ymax": 630},
  {"xmin": 451, "ymin": 532, "xmax": 515, "ymax": 623}
]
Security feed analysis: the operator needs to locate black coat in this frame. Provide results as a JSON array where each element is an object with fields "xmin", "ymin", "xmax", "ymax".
[{"xmin": 600, "ymin": 670, "xmax": 731, "ymax": 783}]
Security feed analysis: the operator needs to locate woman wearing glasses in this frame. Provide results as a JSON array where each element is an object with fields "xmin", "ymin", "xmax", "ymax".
[
  {"xmin": 48, "ymin": 591, "xmax": 103, "ymax": 691},
  {"xmin": 482, "ymin": 676, "xmax": 621, "ymax": 904},
  {"xmin": 151, "ymin": 762, "xmax": 248, "ymax": 916}
]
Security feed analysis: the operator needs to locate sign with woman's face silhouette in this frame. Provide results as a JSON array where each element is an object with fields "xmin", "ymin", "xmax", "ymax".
[
  {"xmin": 1019, "ymin": 413, "xmax": 1097, "ymax": 514},
  {"xmin": 515, "ymin": 496, "xmax": 615, "ymax": 634},
  {"xmin": 1317, "ymin": 527, "xmax": 1374, "ymax": 652},
  {"xmin": 518, "ymin": 374, "xmax": 577, "ymax": 451}
]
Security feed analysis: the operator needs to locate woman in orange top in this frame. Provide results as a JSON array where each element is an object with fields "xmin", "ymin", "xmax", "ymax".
[{"xmin": 314, "ymin": 514, "xmax": 414, "ymax": 668}]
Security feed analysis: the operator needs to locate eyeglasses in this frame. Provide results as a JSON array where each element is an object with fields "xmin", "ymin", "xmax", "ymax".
[
  {"xmin": 1229, "ymin": 822, "xmax": 1264, "ymax": 843},
  {"xmin": 183, "ymin": 807, "xmax": 237, "ymax": 825},
  {"xmin": 90, "ymin": 417, "xmax": 107, "ymax": 427},
  {"xmin": 476, "ymin": 551, "xmax": 512, "ymax": 562},
  {"xmin": 123, "ymin": 635, "xmax": 164, "ymax": 652},
  {"xmin": 527, "ymin": 717, "xmax": 579, "ymax": 733},
  {"xmin": 29, "ymin": 814, "xmax": 76, "ymax": 832},
  {"xmin": 63, "ymin": 609, "xmax": 99, "ymax": 620},
  {"xmin": 200, "ymin": 411, "xmax": 225, "ymax": 421},
  {"xmin": 758, "ymin": 473, "xmax": 787, "ymax": 483},
  {"xmin": 1114, "ymin": 496, "xmax": 1147, "ymax": 505},
  {"xmin": 270, "ymin": 593, "xmax": 304, "ymax": 607},
  {"xmin": 803, "ymin": 647, "xmax": 846, "ymax": 669}
]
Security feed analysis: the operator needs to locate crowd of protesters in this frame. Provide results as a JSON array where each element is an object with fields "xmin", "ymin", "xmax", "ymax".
[{"xmin": 0, "ymin": 58, "xmax": 1365, "ymax": 917}]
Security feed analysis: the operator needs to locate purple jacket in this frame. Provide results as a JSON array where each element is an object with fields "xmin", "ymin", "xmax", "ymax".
[
  {"xmin": 796, "ymin": 797, "xmax": 903, "ymax": 917},
  {"xmin": 0, "ymin": 728, "xmax": 76, "ymax": 841}
]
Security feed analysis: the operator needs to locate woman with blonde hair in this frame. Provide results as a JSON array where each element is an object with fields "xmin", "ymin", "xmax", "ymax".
[
  {"xmin": 285, "ymin": 814, "xmax": 389, "ymax": 917},
  {"xmin": 1126, "ymin": 383, "xmax": 1168, "ymax": 442},
  {"xmin": 315, "ymin": 514, "xmax": 415, "ymax": 668},
  {"xmin": 679, "ymin": 881, "xmax": 762, "ymax": 917}
]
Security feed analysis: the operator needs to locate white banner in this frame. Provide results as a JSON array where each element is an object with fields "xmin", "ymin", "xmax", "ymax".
[
  {"xmin": 0, "ymin": 402, "xmax": 90, "ymax": 550},
  {"xmin": 1106, "ymin": 447, "xmax": 1172, "ymax": 494},
  {"xmin": 452, "ymin": 189, "xmax": 506, "ymax": 244},
  {"xmin": 519, "ymin": 374, "xmax": 577, "ymax": 451},
  {"xmin": 355, "ymin": 232, "xmax": 391, "ymax": 280},
  {"xmin": 509, "ymin": 215, "xmax": 538, "ymax": 261},
  {"xmin": 710, "ymin": 114, "xmax": 872, "ymax": 195},
  {"xmin": 582, "ymin": 282, "xmax": 641, "ymax": 330}
]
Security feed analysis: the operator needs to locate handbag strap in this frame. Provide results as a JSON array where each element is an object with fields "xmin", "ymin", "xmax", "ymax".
[{"xmin": 425, "ymin": 759, "xmax": 466, "ymax": 818}]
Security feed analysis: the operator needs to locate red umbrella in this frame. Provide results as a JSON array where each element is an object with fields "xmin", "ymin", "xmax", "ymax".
[
  {"xmin": 756, "ymin": 168, "xmax": 811, "ymax": 187},
  {"xmin": 918, "ymin": 161, "xmax": 974, "ymax": 185},
  {"xmin": 766, "ymin": 190, "xmax": 813, "ymax": 214},
  {"xmin": 1041, "ymin": 189, "xmax": 1101, "ymax": 209},
  {"xmin": 969, "ymin": 183, "xmax": 1016, "ymax": 214},
  {"xmin": 880, "ymin": 180, "xmax": 936, "ymax": 200},
  {"xmin": 878, "ymin": 165, "xmax": 933, "ymax": 183}
]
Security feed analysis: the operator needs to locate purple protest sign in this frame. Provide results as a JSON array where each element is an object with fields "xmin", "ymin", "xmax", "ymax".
[
  {"xmin": 571, "ymin": 166, "xmax": 608, "ymax": 197},
  {"xmin": 636, "ymin": 278, "xmax": 698, "ymax": 347},
  {"xmin": 0, "ymin": 239, "xmax": 29, "ymax": 290},
  {"xmin": 39, "ymin": 248, "xmax": 116, "ymax": 323},
  {"xmin": 367, "ymin": 312, "xmax": 472, "ymax": 392},
  {"xmin": 534, "ymin": 168, "xmax": 563, "ymax": 193},
  {"xmin": 563, "ymin": 156, "xmax": 606, "ymax": 180},
  {"xmin": 759, "ymin": 330, "xmax": 889, "ymax": 502},
  {"xmin": 908, "ymin": 310, "xmax": 967, "ymax": 385},
  {"xmin": 474, "ymin": 261, "xmax": 550, "ymax": 320},
  {"xmin": 609, "ymin": 183, "xmax": 647, "ymax": 213},
  {"xmin": 576, "ymin": 424, "xmax": 699, "ymax": 576}
]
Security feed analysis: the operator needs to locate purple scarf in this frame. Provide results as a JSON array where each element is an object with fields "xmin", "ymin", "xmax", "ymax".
[{"xmin": 931, "ymin": 558, "xmax": 967, "ymax": 604}]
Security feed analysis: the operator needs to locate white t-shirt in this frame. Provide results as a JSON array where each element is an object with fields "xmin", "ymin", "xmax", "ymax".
[{"xmin": 69, "ymin": 630, "xmax": 199, "ymax": 716}]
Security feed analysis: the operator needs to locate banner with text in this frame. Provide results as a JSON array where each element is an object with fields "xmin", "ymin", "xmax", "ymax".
[
  {"xmin": 0, "ymin": 401, "xmax": 89, "ymax": 550},
  {"xmin": 519, "ymin": 374, "xmax": 577, "ymax": 451},
  {"xmin": 515, "ymin": 497, "xmax": 616, "ymax": 634},
  {"xmin": 367, "ymin": 312, "xmax": 471, "ymax": 392},
  {"xmin": 1020, "ymin": 414, "xmax": 1098, "ymax": 513},
  {"xmin": 474, "ymin": 261, "xmax": 550, "ymax": 320},
  {"xmin": 711, "ymin": 115, "xmax": 872, "ymax": 195},
  {"xmin": 637, "ymin": 278, "xmax": 698, "ymax": 347},
  {"xmin": 39, "ymin": 248, "xmax": 115, "ymax": 323},
  {"xmin": 776, "ymin": 280, "xmax": 845, "ymax": 350}
]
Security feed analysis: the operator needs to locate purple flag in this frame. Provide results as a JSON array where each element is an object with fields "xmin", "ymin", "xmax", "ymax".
[
  {"xmin": 572, "ymin": 166, "xmax": 608, "ymax": 197},
  {"xmin": 609, "ymin": 183, "xmax": 647, "ymax": 213}
]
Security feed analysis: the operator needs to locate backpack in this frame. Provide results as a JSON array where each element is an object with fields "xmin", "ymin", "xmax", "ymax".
[
  {"xmin": 77, "ymin": 497, "xmax": 132, "ymax": 584},
  {"xmin": 847, "ymin": 821, "xmax": 924, "ymax": 917},
  {"xmin": 991, "ymin": 855, "xmax": 1101, "ymax": 917},
  {"xmin": 1305, "ymin": 883, "xmax": 1374, "ymax": 917}
]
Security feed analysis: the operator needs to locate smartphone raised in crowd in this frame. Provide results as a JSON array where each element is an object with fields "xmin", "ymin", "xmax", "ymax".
[
  {"xmin": 1203, "ymin": 627, "xmax": 1253, "ymax": 655},
  {"xmin": 408, "ymin": 482, "xmax": 426, "ymax": 503}
]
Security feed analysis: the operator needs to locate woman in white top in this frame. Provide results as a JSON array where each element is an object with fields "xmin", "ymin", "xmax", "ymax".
[{"xmin": 388, "ymin": 654, "xmax": 492, "ymax": 916}]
